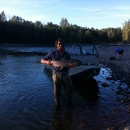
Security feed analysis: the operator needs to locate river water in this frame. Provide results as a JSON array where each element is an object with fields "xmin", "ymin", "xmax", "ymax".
[{"xmin": 0, "ymin": 51, "xmax": 130, "ymax": 129}]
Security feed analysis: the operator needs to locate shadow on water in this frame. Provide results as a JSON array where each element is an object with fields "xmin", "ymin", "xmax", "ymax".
[
  {"xmin": 52, "ymin": 107, "xmax": 73, "ymax": 130},
  {"xmin": 44, "ymin": 66, "xmax": 99, "ymax": 102},
  {"xmin": 72, "ymin": 77, "xmax": 99, "ymax": 102},
  {"xmin": 50, "ymin": 77, "xmax": 100, "ymax": 130}
]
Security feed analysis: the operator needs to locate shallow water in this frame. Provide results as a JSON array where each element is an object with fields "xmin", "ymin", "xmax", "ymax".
[{"xmin": 0, "ymin": 54, "xmax": 130, "ymax": 130}]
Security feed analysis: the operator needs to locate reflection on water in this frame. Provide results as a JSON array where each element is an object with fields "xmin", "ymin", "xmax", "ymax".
[
  {"xmin": 72, "ymin": 77, "xmax": 99, "ymax": 102},
  {"xmin": 0, "ymin": 54, "xmax": 130, "ymax": 130},
  {"xmin": 52, "ymin": 107, "xmax": 73, "ymax": 130}
]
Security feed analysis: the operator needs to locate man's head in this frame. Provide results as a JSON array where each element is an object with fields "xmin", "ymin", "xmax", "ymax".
[{"xmin": 55, "ymin": 38, "xmax": 65, "ymax": 51}]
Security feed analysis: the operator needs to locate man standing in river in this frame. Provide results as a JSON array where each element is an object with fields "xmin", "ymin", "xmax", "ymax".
[{"xmin": 41, "ymin": 38, "xmax": 74, "ymax": 106}]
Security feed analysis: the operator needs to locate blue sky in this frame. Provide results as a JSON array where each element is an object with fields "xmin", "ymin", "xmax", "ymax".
[{"xmin": 1, "ymin": 0, "xmax": 130, "ymax": 29}]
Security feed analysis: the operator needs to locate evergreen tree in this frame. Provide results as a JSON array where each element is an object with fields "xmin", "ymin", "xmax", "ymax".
[
  {"xmin": 60, "ymin": 18, "xmax": 70, "ymax": 27},
  {"xmin": 122, "ymin": 20, "xmax": 130, "ymax": 42},
  {"xmin": 0, "ymin": 11, "xmax": 6, "ymax": 22}
]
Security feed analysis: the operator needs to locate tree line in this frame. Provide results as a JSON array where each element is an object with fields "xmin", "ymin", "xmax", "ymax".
[{"xmin": 0, "ymin": 11, "xmax": 130, "ymax": 46}]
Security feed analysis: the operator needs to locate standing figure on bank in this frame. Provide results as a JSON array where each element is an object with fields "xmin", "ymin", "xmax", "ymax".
[
  {"xmin": 115, "ymin": 48, "xmax": 124, "ymax": 60},
  {"xmin": 41, "ymin": 38, "xmax": 75, "ymax": 106}
]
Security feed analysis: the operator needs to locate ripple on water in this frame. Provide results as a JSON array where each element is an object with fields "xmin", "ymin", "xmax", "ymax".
[{"xmin": 0, "ymin": 54, "xmax": 130, "ymax": 130}]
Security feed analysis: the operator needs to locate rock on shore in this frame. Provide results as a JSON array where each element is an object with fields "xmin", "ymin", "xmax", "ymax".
[{"xmin": 95, "ymin": 45, "xmax": 130, "ymax": 86}]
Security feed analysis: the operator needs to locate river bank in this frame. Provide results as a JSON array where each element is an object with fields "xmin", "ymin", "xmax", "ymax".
[
  {"xmin": 96, "ymin": 45, "xmax": 130, "ymax": 72},
  {"xmin": 96, "ymin": 45, "xmax": 130, "ymax": 86}
]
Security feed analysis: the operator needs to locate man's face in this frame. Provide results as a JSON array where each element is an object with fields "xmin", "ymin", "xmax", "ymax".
[{"xmin": 57, "ymin": 41, "xmax": 64, "ymax": 51}]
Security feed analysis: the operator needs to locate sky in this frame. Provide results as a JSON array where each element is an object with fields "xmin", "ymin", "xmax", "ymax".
[{"xmin": 0, "ymin": 0, "xmax": 130, "ymax": 29}]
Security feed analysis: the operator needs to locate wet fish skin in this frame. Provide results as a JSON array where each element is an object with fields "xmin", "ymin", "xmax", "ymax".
[{"xmin": 51, "ymin": 59, "xmax": 82, "ymax": 68}]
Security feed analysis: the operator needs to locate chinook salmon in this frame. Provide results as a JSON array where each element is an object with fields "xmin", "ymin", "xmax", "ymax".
[{"xmin": 51, "ymin": 59, "xmax": 82, "ymax": 68}]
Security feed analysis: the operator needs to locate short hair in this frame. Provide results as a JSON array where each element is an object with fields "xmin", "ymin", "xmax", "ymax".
[{"xmin": 55, "ymin": 38, "xmax": 65, "ymax": 47}]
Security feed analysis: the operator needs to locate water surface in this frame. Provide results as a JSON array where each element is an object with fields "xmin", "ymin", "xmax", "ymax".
[{"xmin": 0, "ymin": 54, "xmax": 130, "ymax": 130}]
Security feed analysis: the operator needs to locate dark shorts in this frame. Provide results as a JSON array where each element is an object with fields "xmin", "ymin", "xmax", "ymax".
[{"xmin": 119, "ymin": 49, "xmax": 124, "ymax": 54}]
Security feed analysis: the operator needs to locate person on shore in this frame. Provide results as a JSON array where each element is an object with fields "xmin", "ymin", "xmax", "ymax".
[
  {"xmin": 115, "ymin": 48, "xmax": 124, "ymax": 60},
  {"xmin": 41, "ymin": 38, "xmax": 74, "ymax": 106}
]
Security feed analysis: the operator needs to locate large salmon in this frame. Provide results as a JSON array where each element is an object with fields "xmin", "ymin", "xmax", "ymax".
[{"xmin": 51, "ymin": 59, "xmax": 82, "ymax": 68}]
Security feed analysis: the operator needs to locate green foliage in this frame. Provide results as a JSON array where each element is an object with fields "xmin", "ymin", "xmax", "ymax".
[
  {"xmin": 60, "ymin": 18, "xmax": 70, "ymax": 27},
  {"xmin": 9, "ymin": 15, "xmax": 25, "ymax": 24},
  {"xmin": 122, "ymin": 20, "xmax": 130, "ymax": 42},
  {"xmin": 35, "ymin": 21, "xmax": 43, "ymax": 28},
  {"xmin": 0, "ymin": 11, "xmax": 126, "ymax": 45},
  {"xmin": 0, "ymin": 11, "xmax": 6, "ymax": 22}
]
